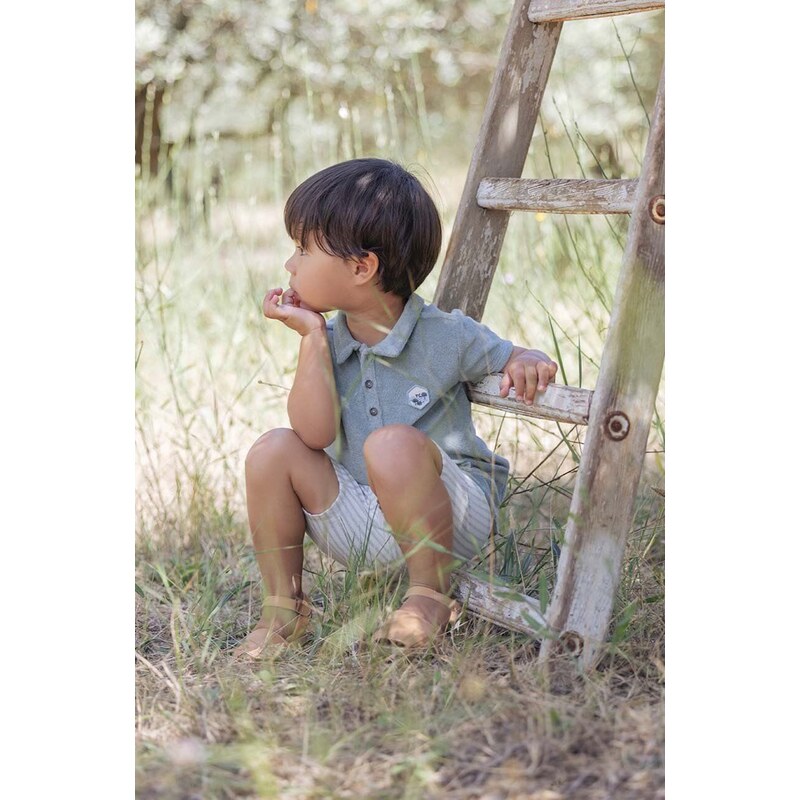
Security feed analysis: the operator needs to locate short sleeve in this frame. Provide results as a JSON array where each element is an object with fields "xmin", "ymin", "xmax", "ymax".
[{"xmin": 453, "ymin": 309, "xmax": 514, "ymax": 383}]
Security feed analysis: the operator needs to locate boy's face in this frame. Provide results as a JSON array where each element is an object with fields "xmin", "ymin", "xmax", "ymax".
[{"xmin": 284, "ymin": 235, "xmax": 354, "ymax": 313}]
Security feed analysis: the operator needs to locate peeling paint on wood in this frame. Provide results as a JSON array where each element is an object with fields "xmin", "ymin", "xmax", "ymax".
[
  {"xmin": 528, "ymin": 0, "xmax": 664, "ymax": 23},
  {"xmin": 434, "ymin": 1, "xmax": 562, "ymax": 320},
  {"xmin": 453, "ymin": 569, "xmax": 548, "ymax": 636},
  {"xmin": 477, "ymin": 178, "xmax": 638, "ymax": 214},
  {"xmin": 468, "ymin": 374, "xmax": 592, "ymax": 425}
]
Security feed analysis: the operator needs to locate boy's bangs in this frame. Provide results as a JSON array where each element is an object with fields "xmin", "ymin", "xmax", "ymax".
[
  {"xmin": 284, "ymin": 202, "xmax": 313, "ymax": 250},
  {"xmin": 284, "ymin": 193, "xmax": 341, "ymax": 258}
]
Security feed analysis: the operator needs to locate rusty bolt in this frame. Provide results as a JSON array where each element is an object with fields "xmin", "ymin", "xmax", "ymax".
[
  {"xmin": 649, "ymin": 194, "xmax": 665, "ymax": 224},
  {"xmin": 559, "ymin": 630, "xmax": 584, "ymax": 657},
  {"xmin": 604, "ymin": 411, "xmax": 630, "ymax": 441}
]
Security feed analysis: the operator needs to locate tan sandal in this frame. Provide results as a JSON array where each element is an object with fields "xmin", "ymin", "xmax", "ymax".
[
  {"xmin": 232, "ymin": 592, "xmax": 314, "ymax": 659},
  {"xmin": 372, "ymin": 585, "xmax": 459, "ymax": 651}
]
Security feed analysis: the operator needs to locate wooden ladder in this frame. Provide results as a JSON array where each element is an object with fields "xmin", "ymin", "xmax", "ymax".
[{"xmin": 440, "ymin": 0, "xmax": 665, "ymax": 671}]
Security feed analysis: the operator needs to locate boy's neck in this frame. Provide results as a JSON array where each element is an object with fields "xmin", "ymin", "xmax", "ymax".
[{"xmin": 343, "ymin": 292, "xmax": 407, "ymax": 346}]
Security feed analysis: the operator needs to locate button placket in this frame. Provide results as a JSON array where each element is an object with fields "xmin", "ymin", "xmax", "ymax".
[{"xmin": 360, "ymin": 350, "xmax": 381, "ymax": 427}]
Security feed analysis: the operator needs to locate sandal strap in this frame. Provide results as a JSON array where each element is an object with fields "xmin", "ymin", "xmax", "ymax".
[
  {"xmin": 403, "ymin": 585, "xmax": 456, "ymax": 610},
  {"xmin": 372, "ymin": 587, "xmax": 457, "ymax": 650},
  {"xmin": 263, "ymin": 593, "xmax": 313, "ymax": 618}
]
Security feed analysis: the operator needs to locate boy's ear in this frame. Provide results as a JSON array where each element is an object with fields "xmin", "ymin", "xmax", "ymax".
[{"xmin": 351, "ymin": 251, "xmax": 380, "ymax": 286}]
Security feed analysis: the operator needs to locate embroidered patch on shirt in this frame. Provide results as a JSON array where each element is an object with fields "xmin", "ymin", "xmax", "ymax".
[{"xmin": 407, "ymin": 385, "xmax": 430, "ymax": 410}]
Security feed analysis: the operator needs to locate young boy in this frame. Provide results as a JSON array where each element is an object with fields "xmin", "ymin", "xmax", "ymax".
[{"xmin": 234, "ymin": 158, "xmax": 557, "ymax": 658}]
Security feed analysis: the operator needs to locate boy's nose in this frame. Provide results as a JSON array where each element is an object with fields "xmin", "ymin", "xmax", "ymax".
[{"xmin": 284, "ymin": 255, "xmax": 295, "ymax": 274}]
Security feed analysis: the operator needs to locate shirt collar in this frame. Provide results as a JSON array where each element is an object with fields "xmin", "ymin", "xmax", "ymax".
[{"xmin": 331, "ymin": 293, "xmax": 425, "ymax": 365}]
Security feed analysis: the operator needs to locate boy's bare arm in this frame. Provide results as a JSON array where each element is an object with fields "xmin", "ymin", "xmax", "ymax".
[
  {"xmin": 499, "ymin": 346, "xmax": 558, "ymax": 406},
  {"xmin": 263, "ymin": 288, "xmax": 340, "ymax": 450}
]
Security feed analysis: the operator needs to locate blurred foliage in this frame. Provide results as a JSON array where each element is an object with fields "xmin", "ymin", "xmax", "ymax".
[
  {"xmin": 135, "ymin": 0, "xmax": 663, "ymax": 226},
  {"xmin": 136, "ymin": 0, "xmax": 509, "ymax": 144}
]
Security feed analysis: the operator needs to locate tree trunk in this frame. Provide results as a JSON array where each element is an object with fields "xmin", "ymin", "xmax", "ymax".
[{"xmin": 135, "ymin": 83, "xmax": 165, "ymax": 177}]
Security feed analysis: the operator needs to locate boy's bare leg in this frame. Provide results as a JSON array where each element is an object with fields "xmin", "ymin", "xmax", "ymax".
[
  {"xmin": 244, "ymin": 428, "xmax": 339, "ymax": 632},
  {"xmin": 364, "ymin": 424, "xmax": 455, "ymax": 629}
]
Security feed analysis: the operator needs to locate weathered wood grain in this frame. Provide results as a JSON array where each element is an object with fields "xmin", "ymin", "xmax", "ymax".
[
  {"xmin": 528, "ymin": 0, "xmax": 664, "ymax": 23},
  {"xmin": 434, "ymin": 1, "xmax": 561, "ymax": 319},
  {"xmin": 468, "ymin": 374, "xmax": 592, "ymax": 425},
  {"xmin": 540, "ymin": 67, "xmax": 665, "ymax": 671},
  {"xmin": 477, "ymin": 177, "xmax": 638, "ymax": 214},
  {"xmin": 453, "ymin": 569, "xmax": 548, "ymax": 635}
]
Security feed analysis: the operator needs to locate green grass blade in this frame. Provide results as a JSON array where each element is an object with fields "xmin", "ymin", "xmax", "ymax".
[{"xmin": 547, "ymin": 315, "xmax": 568, "ymax": 386}]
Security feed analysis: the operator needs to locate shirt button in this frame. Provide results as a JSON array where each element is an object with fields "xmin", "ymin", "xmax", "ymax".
[
  {"xmin": 369, "ymin": 407, "xmax": 378, "ymax": 416},
  {"xmin": 365, "ymin": 379, "xmax": 374, "ymax": 389}
]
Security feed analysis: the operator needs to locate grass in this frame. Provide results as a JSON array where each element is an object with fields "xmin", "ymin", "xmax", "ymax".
[
  {"xmin": 136, "ymin": 535, "xmax": 664, "ymax": 799},
  {"xmin": 136, "ymin": 13, "xmax": 665, "ymax": 799}
]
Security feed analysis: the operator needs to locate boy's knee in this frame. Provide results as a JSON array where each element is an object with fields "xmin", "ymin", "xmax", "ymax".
[
  {"xmin": 363, "ymin": 425, "xmax": 439, "ymax": 477},
  {"xmin": 245, "ymin": 428, "xmax": 301, "ymax": 474},
  {"xmin": 364, "ymin": 423, "xmax": 424, "ymax": 455}
]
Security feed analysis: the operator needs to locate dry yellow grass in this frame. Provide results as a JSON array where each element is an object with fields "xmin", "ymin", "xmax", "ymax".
[{"xmin": 136, "ymin": 557, "xmax": 664, "ymax": 800}]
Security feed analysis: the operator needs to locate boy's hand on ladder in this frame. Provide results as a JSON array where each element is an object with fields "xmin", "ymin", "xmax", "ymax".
[{"xmin": 499, "ymin": 349, "xmax": 558, "ymax": 405}]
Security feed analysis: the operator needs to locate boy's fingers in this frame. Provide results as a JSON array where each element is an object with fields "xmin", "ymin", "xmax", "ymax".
[
  {"xmin": 536, "ymin": 362, "xmax": 552, "ymax": 391},
  {"xmin": 503, "ymin": 360, "xmax": 559, "ymax": 402},
  {"xmin": 284, "ymin": 289, "xmax": 309, "ymax": 309},
  {"xmin": 525, "ymin": 366, "xmax": 539, "ymax": 404},
  {"xmin": 506, "ymin": 365, "xmax": 531, "ymax": 404},
  {"xmin": 510, "ymin": 368, "xmax": 528, "ymax": 405},
  {"xmin": 263, "ymin": 288, "xmax": 285, "ymax": 315},
  {"xmin": 264, "ymin": 299, "xmax": 289, "ymax": 319}
]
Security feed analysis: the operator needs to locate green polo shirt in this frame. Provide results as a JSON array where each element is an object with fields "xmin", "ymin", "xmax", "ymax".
[{"xmin": 324, "ymin": 293, "xmax": 514, "ymax": 509}]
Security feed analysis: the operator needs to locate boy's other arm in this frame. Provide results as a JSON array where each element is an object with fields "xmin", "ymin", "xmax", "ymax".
[
  {"xmin": 499, "ymin": 346, "xmax": 558, "ymax": 406},
  {"xmin": 263, "ymin": 288, "xmax": 340, "ymax": 450}
]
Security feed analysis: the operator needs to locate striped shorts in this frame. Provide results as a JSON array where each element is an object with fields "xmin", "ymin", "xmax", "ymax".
[{"xmin": 303, "ymin": 445, "xmax": 494, "ymax": 569}]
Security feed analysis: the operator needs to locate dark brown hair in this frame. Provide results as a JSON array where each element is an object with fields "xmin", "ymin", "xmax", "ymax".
[{"xmin": 284, "ymin": 158, "xmax": 442, "ymax": 299}]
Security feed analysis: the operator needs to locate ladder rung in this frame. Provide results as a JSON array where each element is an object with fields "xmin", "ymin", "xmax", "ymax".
[
  {"xmin": 477, "ymin": 177, "xmax": 637, "ymax": 214},
  {"xmin": 468, "ymin": 374, "xmax": 592, "ymax": 425},
  {"xmin": 528, "ymin": 0, "xmax": 664, "ymax": 23},
  {"xmin": 453, "ymin": 569, "xmax": 547, "ymax": 636}
]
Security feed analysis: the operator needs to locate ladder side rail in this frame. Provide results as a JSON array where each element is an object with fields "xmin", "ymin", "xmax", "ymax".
[
  {"xmin": 540, "ymin": 66, "xmax": 665, "ymax": 671},
  {"xmin": 528, "ymin": 0, "xmax": 664, "ymax": 23},
  {"xmin": 434, "ymin": 0, "xmax": 561, "ymax": 319}
]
